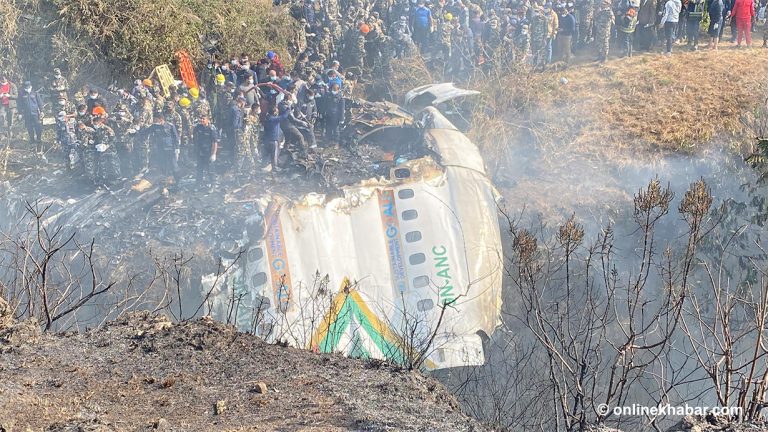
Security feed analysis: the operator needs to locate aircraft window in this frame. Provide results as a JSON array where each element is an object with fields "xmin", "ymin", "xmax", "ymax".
[
  {"xmin": 417, "ymin": 299, "xmax": 435, "ymax": 312},
  {"xmin": 248, "ymin": 248, "xmax": 264, "ymax": 262},
  {"xmin": 413, "ymin": 275, "xmax": 430, "ymax": 288},
  {"xmin": 409, "ymin": 253, "xmax": 426, "ymax": 265},
  {"xmin": 402, "ymin": 209, "xmax": 418, "ymax": 220},
  {"xmin": 405, "ymin": 231, "xmax": 422, "ymax": 243},
  {"xmin": 398, "ymin": 189, "xmax": 415, "ymax": 199},
  {"xmin": 394, "ymin": 168, "xmax": 411, "ymax": 179},
  {"xmin": 252, "ymin": 272, "xmax": 268, "ymax": 287}
]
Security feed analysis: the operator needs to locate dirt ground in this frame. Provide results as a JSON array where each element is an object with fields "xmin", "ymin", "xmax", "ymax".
[{"xmin": 0, "ymin": 311, "xmax": 489, "ymax": 432}]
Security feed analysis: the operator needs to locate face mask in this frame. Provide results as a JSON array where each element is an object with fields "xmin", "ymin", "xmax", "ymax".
[
  {"xmin": 222, "ymin": 65, "xmax": 229, "ymax": 71},
  {"xmin": 331, "ymin": 90, "xmax": 339, "ymax": 95},
  {"xmin": 90, "ymin": 94, "xmax": 98, "ymax": 99},
  {"xmin": 283, "ymin": 76, "xmax": 290, "ymax": 81},
  {"xmin": 25, "ymin": 86, "xmax": 32, "ymax": 92},
  {"xmin": 247, "ymin": 80, "xmax": 254, "ymax": 85},
  {"xmin": 54, "ymin": 73, "xmax": 61, "ymax": 79},
  {"xmin": 78, "ymin": 111, "xmax": 86, "ymax": 116},
  {"xmin": 270, "ymin": 76, "xmax": 278, "ymax": 81}
]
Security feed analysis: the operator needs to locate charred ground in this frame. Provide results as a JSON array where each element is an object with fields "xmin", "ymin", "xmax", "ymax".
[{"xmin": 0, "ymin": 309, "xmax": 488, "ymax": 431}]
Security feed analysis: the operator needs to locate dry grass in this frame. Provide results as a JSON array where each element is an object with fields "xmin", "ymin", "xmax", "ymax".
[
  {"xmin": 483, "ymin": 50, "xmax": 768, "ymax": 158},
  {"xmin": 0, "ymin": 0, "xmax": 20, "ymax": 63}
]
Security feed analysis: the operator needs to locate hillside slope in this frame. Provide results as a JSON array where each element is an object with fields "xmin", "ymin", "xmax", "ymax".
[
  {"xmin": 0, "ymin": 311, "xmax": 488, "ymax": 431},
  {"xmin": 472, "ymin": 49, "xmax": 768, "ymax": 218}
]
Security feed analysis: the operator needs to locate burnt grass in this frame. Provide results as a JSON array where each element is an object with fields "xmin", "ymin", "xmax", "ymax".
[{"xmin": 0, "ymin": 312, "xmax": 489, "ymax": 431}]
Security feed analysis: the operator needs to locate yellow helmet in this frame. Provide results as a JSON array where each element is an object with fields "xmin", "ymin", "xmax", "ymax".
[
  {"xmin": 189, "ymin": 87, "xmax": 199, "ymax": 99},
  {"xmin": 216, "ymin": 74, "xmax": 226, "ymax": 84},
  {"xmin": 444, "ymin": 12, "xmax": 453, "ymax": 20},
  {"xmin": 178, "ymin": 97, "xmax": 191, "ymax": 107}
]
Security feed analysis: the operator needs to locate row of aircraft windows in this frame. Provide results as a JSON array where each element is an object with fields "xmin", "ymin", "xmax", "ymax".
[
  {"xmin": 248, "ymin": 184, "xmax": 436, "ymax": 312},
  {"xmin": 398, "ymin": 188, "xmax": 436, "ymax": 312}
]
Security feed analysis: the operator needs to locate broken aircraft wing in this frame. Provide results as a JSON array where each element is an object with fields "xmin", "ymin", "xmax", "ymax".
[{"xmin": 404, "ymin": 83, "xmax": 481, "ymax": 111}]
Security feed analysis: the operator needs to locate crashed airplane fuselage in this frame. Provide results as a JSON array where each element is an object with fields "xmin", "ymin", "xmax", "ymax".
[{"xmin": 206, "ymin": 104, "xmax": 503, "ymax": 370}]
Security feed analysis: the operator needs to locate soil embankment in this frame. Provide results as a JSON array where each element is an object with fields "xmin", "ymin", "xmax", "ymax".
[{"xmin": 0, "ymin": 311, "xmax": 488, "ymax": 431}]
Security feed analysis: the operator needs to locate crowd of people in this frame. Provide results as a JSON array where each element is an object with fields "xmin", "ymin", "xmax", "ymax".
[
  {"xmin": 0, "ymin": 53, "xmax": 347, "ymax": 188},
  {"xmin": 0, "ymin": 0, "xmax": 765, "ymax": 188},
  {"xmin": 288, "ymin": 0, "xmax": 767, "ymax": 73}
]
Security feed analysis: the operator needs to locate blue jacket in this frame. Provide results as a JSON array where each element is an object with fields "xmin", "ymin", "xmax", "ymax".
[
  {"xmin": 263, "ymin": 112, "xmax": 290, "ymax": 142},
  {"xmin": 414, "ymin": 6, "xmax": 432, "ymax": 28},
  {"xmin": 18, "ymin": 89, "xmax": 42, "ymax": 118},
  {"xmin": 230, "ymin": 105, "xmax": 244, "ymax": 130},
  {"xmin": 327, "ymin": 76, "xmax": 343, "ymax": 90},
  {"xmin": 138, "ymin": 122, "xmax": 180, "ymax": 152}
]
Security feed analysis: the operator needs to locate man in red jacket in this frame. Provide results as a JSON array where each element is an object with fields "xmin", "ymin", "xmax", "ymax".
[
  {"xmin": 0, "ymin": 74, "xmax": 18, "ymax": 138},
  {"xmin": 732, "ymin": 0, "xmax": 755, "ymax": 46}
]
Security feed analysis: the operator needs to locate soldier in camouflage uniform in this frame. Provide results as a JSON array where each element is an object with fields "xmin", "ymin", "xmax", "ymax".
[
  {"xmin": 294, "ymin": 18, "xmax": 309, "ymax": 54},
  {"xmin": 515, "ymin": 24, "xmax": 531, "ymax": 65},
  {"xmin": 176, "ymin": 101, "xmax": 193, "ymax": 163},
  {"xmin": 49, "ymin": 68, "xmax": 69, "ymax": 94},
  {"xmin": 437, "ymin": 16, "xmax": 453, "ymax": 61},
  {"xmin": 594, "ymin": 0, "xmax": 615, "ymax": 62},
  {"xmin": 164, "ymin": 104, "xmax": 185, "ymax": 166},
  {"xmin": 134, "ymin": 97, "xmax": 154, "ymax": 172},
  {"xmin": 576, "ymin": 0, "xmax": 595, "ymax": 45},
  {"xmin": 192, "ymin": 95, "xmax": 212, "ymax": 125},
  {"xmin": 318, "ymin": 27, "xmax": 336, "ymax": 59},
  {"xmin": 530, "ymin": 5, "xmax": 549, "ymax": 67},
  {"xmin": 326, "ymin": 0, "xmax": 341, "ymax": 21},
  {"xmin": 484, "ymin": 17, "xmax": 504, "ymax": 65},
  {"xmin": 73, "ymin": 85, "xmax": 89, "ymax": 108},
  {"xmin": 311, "ymin": 54, "xmax": 327, "ymax": 76},
  {"xmin": 238, "ymin": 103, "xmax": 261, "ymax": 177},
  {"xmin": 343, "ymin": 23, "xmax": 367, "ymax": 69},
  {"xmin": 370, "ymin": 32, "xmax": 394, "ymax": 80},
  {"xmin": 450, "ymin": 18, "xmax": 470, "ymax": 77},
  {"xmin": 83, "ymin": 115, "xmax": 120, "ymax": 185},
  {"xmin": 108, "ymin": 103, "xmax": 135, "ymax": 176}
]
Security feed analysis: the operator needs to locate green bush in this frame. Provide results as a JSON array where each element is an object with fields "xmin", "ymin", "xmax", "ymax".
[{"xmin": 5, "ymin": 0, "xmax": 297, "ymax": 84}]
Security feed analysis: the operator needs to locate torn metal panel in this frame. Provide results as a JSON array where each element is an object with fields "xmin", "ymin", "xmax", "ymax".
[
  {"xmin": 404, "ymin": 83, "xmax": 481, "ymax": 111},
  {"xmin": 204, "ymin": 107, "xmax": 503, "ymax": 370}
]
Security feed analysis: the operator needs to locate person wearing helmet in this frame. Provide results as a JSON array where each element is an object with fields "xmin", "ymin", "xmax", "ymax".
[
  {"xmin": 215, "ymin": 74, "xmax": 226, "ymax": 87},
  {"xmin": 17, "ymin": 81, "xmax": 43, "ymax": 145},
  {"xmin": 91, "ymin": 106, "xmax": 107, "ymax": 118},
  {"xmin": 265, "ymin": 50, "xmax": 286, "ymax": 77}
]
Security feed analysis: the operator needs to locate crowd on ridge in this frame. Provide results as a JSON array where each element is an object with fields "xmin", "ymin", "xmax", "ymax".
[{"xmin": 0, "ymin": 0, "xmax": 765, "ymax": 187}]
